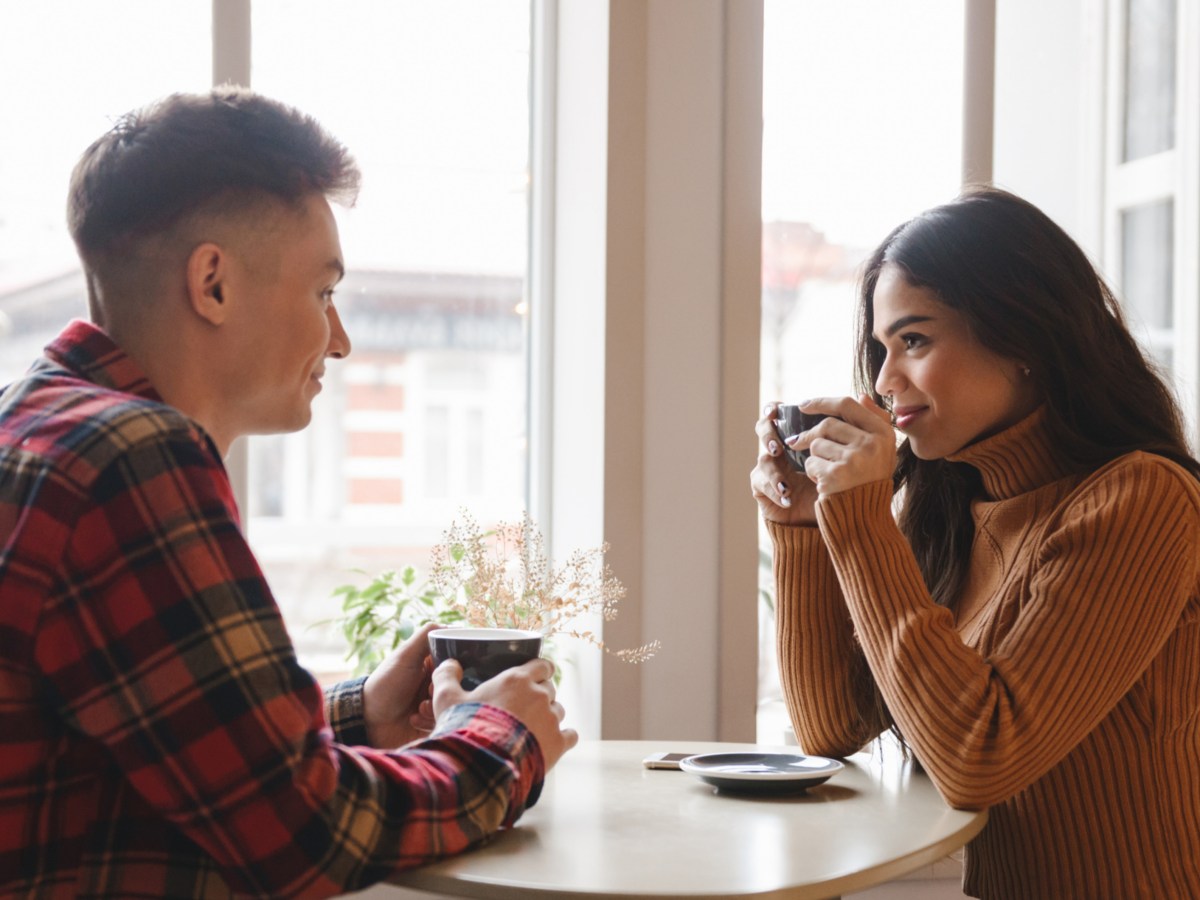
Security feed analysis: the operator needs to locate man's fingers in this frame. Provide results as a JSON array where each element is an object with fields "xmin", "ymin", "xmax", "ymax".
[
  {"xmin": 561, "ymin": 727, "xmax": 580, "ymax": 751},
  {"xmin": 507, "ymin": 656, "xmax": 555, "ymax": 684},
  {"xmin": 394, "ymin": 622, "xmax": 439, "ymax": 666},
  {"xmin": 432, "ymin": 659, "xmax": 465, "ymax": 689}
]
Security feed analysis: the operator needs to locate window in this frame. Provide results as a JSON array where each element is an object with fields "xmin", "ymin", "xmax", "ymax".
[
  {"xmin": 1102, "ymin": 0, "xmax": 1198, "ymax": 430},
  {"xmin": 758, "ymin": 0, "xmax": 964, "ymax": 741},
  {"xmin": 1121, "ymin": 198, "xmax": 1175, "ymax": 369},
  {"xmin": 0, "ymin": 1, "xmax": 537, "ymax": 685},
  {"xmin": 0, "ymin": 3, "xmax": 210, "ymax": 383},
  {"xmin": 247, "ymin": 1, "xmax": 536, "ymax": 679},
  {"xmin": 1122, "ymin": 0, "xmax": 1176, "ymax": 163}
]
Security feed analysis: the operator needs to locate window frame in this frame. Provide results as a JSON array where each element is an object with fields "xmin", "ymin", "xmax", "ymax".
[{"xmin": 1100, "ymin": 0, "xmax": 1200, "ymax": 441}]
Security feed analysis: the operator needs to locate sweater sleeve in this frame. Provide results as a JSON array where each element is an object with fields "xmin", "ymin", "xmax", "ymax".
[
  {"xmin": 816, "ymin": 458, "xmax": 1200, "ymax": 810},
  {"xmin": 765, "ymin": 520, "xmax": 886, "ymax": 757}
]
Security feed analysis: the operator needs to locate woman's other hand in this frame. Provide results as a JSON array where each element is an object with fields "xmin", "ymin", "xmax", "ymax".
[{"xmin": 751, "ymin": 402, "xmax": 820, "ymax": 526}]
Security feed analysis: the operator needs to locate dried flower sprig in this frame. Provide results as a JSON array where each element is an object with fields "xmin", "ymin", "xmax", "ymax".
[
  {"xmin": 327, "ymin": 511, "xmax": 659, "ymax": 677},
  {"xmin": 429, "ymin": 510, "xmax": 660, "ymax": 662}
]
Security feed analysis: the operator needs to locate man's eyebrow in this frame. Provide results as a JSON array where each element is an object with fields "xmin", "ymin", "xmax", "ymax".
[{"xmin": 880, "ymin": 314, "xmax": 934, "ymax": 339}]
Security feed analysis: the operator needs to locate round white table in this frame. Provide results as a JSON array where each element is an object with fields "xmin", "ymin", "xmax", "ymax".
[{"xmin": 385, "ymin": 739, "xmax": 987, "ymax": 899}]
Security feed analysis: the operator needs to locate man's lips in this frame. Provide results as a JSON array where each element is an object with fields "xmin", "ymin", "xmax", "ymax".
[{"xmin": 892, "ymin": 405, "xmax": 927, "ymax": 429}]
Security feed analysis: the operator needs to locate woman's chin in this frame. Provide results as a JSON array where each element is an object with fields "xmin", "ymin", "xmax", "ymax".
[{"xmin": 907, "ymin": 437, "xmax": 954, "ymax": 461}]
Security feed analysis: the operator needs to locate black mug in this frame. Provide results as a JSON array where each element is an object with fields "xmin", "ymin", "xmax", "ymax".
[
  {"xmin": 428, "ymin": 627, "xmax": 543, "ymax": 690},
  {"xmin": 774, "ymin": 405, "xmax": 828, "ymax": 471}
]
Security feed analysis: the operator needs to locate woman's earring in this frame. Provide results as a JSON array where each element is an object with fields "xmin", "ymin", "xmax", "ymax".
[{"xmin": 1021, "ymin": 366, "xmax": 1031, "ymax": 376}]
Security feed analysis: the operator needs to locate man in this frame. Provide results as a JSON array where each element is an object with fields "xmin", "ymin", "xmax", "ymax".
[{"xmin": 0, "ymin": 88, "xmax": 576, "ymax": 898}]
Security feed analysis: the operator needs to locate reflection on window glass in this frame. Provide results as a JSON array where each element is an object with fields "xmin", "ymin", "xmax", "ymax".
[
  {"xmin": 467, "ymin": 408, "xmax": 486, "ymax": 496},
  {"xmin": 1121, "ymin": 199, "xmax": 1174, "ymax": 369},
  {"xmin": 424, "ymin": 407, "xmax": 451, "ymax": 499},
  {"xmin": 1123, "ymin": 0, "xmax": 1176, "ymax": 162},
  {"xmin": 758, "ymin": 0, "xmax": 963, "ymax": 743},
  {"xmin": 248, "ymin": 1, "xmax": 532, "ymax": 678},
  {"xmin": 0, "ymin": 2, "xmax": 210, "ymax": 385}
]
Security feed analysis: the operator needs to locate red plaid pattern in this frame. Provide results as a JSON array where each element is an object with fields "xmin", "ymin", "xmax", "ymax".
[{"xmin": 0, "ymin": 320, "xmax": 544, "ymax": 898}]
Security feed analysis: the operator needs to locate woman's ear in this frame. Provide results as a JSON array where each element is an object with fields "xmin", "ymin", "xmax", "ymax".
[{"xmin": 185, "ymin": 242, "xmax": 230, "ymax": 326}]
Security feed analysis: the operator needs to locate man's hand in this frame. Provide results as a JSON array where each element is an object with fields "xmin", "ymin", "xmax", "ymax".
[
  {"xmin": 361, "ymin": 622, "xmax": 440, "ymax": 748},
  {"xmin": 432, "ymin": 657, "xmax": 579, "ymax": 771}
]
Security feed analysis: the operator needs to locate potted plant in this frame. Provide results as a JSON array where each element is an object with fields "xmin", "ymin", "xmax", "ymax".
[{"xmin": 329, "ymin": 510, "xmax": 659, "ymax": 678}]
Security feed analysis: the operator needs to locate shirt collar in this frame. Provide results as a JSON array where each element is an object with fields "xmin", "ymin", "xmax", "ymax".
[
  {"xmin": 41, "ymin": 319, "xmax": 163, "ymax": 403},
  {"xmin": 946, "ymin": 405, "xmax": 1075, "ymax": 500}
]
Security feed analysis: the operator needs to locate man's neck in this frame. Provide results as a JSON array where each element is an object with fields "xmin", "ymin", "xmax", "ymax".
[{"xmin": 101, "ymin": 315, "xmax": 235, "ymax": 457}]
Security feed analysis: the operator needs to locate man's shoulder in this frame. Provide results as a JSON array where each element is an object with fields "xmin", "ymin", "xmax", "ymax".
[{"xmin": 1, "ymin": 368, "xmax": 216, "ymax": 488}]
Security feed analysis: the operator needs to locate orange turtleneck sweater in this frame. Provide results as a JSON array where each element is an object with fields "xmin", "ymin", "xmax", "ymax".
[{"xmin": 768, "ymin": 409, "xmax": 1200, "ymax": 899}]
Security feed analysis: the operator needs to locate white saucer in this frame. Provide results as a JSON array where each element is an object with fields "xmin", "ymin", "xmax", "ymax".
[{"xmin": 679, "ymin": 752, "xmax": 844, "ymax": 794}]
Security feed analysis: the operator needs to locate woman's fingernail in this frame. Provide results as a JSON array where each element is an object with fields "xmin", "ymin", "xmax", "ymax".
[
  {"xmin": 763, "ymin": 403, "xmax": 774, "ymax": 416},
  {"xmin": 768, "ymin": 440, "xmax": 780, "ymax": 456},
  {"xmin": 778, "ymin": 481, "xmax": 789, "ymax": 495},
  {"xmin": 784, "ymin": 434, "xmax": 799, "ymax": 446},
  {"xmin": 780, "ymin": 496, "xmax": 792, "ymax": 508}
]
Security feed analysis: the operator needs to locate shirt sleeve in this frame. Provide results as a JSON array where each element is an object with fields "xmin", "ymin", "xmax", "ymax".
[
  {"xmin": 765, "ymin": 520, "xmax": 886, "ymax": 757},
  {"xmin": 34, "ymin": 420, "xmax": 545, "ymax": 898},
  {"xmin": 325, "ymin": 677, "xmax": 370, "ymax": 747},
  {"xmin": 814, "ymin": 457, "xmax": 1200, "ymax": 810}
]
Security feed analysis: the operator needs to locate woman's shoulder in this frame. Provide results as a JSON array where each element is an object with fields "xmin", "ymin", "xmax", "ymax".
[{"xmin": 1068, "ymin": 450, "xmax": 1200, "ymax": 519}]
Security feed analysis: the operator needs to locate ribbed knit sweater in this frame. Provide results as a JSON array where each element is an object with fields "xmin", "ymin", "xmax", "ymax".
[{"xmin": 768, "ymin": 408, "xmax": 1200, "ymax": 899}]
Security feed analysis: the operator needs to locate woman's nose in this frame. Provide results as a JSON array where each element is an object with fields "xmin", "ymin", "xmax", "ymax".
[{"xmin": 875, "ymin": 354, "xmax": 902, "ymax": 398}]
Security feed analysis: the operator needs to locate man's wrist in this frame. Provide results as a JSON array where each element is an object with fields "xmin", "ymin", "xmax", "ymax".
[{"xmin": 325, "ymin": 676, "xmax": 370, "ymax": 746}]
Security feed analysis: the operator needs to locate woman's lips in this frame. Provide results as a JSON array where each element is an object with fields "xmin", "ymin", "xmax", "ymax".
[{"xmin": 892, "ymin": 405, "xmax": 927, "ymax": 430}]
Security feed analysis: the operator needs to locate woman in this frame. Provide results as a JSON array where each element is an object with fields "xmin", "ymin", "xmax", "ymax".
[{"xmin": 751, "ymin": 186, "xmax": 1200, "ymax": 899}]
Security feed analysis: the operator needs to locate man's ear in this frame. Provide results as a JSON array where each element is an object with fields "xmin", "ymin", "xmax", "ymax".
[{"xmin": 185, "ymin": 242, "xmax": 231, "ymax": 326}]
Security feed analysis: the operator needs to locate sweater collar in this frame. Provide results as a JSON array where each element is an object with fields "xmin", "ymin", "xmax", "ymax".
[
  {"xmin": 946, "ymin": 406, "xmax": 1075, "ymax": 500},
  {"xmin": 40, "ymin": 319, "xmax": 163, "ymax": 402}
]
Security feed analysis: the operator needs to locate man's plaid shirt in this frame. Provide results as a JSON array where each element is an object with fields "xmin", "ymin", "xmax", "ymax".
[{"xmin": 0, "ymin": 320, "xmax": 544, "ymax": 898}]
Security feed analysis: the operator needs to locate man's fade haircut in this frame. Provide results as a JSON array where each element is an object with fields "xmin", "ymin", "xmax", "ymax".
[{"xmin": 67, "ymin": 86, "xmax": 360, "ymax": 264}]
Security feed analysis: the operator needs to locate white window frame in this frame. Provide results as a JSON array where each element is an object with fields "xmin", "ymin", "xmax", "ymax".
[
  {"xmin": 548, "ymin": 1, "xmax": 764, "ymax": 741},
  {"xmin": 1100, "ymin": 0, "xmax": 1200, "ymax": 442},
  {"xmin": 215, "ymin": 0, "xmax": 767, "ymax": 742}
]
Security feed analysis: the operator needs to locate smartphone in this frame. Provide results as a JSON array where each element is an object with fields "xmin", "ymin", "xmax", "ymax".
[{"xmin": 642, "ymin": 751, "xmax": 696, "ymax": 770}]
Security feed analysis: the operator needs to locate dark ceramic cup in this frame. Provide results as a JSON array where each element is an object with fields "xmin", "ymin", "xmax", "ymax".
[
  {"xmin": 774, "ymin": 404, "xmax": 829, "ymax": 471},
  {"xmin": 428, "ymin": 627, "xmax": 544, "ymax": 690}
]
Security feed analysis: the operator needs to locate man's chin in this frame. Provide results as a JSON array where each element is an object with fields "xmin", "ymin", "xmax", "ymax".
[{"xmin": 250, "ymin": 408, "xmax": 314, "ymax": 437}]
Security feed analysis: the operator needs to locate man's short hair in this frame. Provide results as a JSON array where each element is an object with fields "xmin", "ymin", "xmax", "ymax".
[{"xmin": 67, "ymin": 87, "xmax": 360, "ymax": 264}]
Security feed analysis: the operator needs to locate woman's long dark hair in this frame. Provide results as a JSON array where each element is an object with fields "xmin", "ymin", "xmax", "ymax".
[{"xmin": 856, "ymin": 186, "xmax": 1200, "ymax": 608}]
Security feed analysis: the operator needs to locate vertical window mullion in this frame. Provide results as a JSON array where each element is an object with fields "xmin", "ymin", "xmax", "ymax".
[
  {"xmin": 211, "ymin": 0, "xmax": 253, "ymax": 514},
  {"xmin": 212, "ymin": 0, "xmax": 252, "ymax": 88}
]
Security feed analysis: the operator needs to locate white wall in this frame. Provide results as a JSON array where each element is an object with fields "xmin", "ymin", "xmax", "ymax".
[
  {"xmin": 993, "ymin": 0, "xmax": 1103, "ymax": 257},
  {"xmin": 551, "ymin": 0, "xmax": 763, "ymax": 741}
]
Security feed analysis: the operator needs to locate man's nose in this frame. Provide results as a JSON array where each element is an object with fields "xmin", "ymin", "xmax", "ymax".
[{"xmin": 327, "ymin": 305, "xmax": 351, "ymax": 359}]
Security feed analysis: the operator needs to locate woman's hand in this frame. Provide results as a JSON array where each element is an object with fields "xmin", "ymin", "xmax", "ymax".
[
  {"xmin": 792, "ymin": 394, "xmax": 896, "ymax": 497},
  {"xmin": 751, "ymin": 402, "xmax": 820, "ymax": 525}
]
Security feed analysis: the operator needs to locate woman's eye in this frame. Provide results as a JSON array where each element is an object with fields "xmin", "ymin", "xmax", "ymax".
[{"xmin": 901, "ymin": 333, "xmax": 926, "ymax": 350}]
